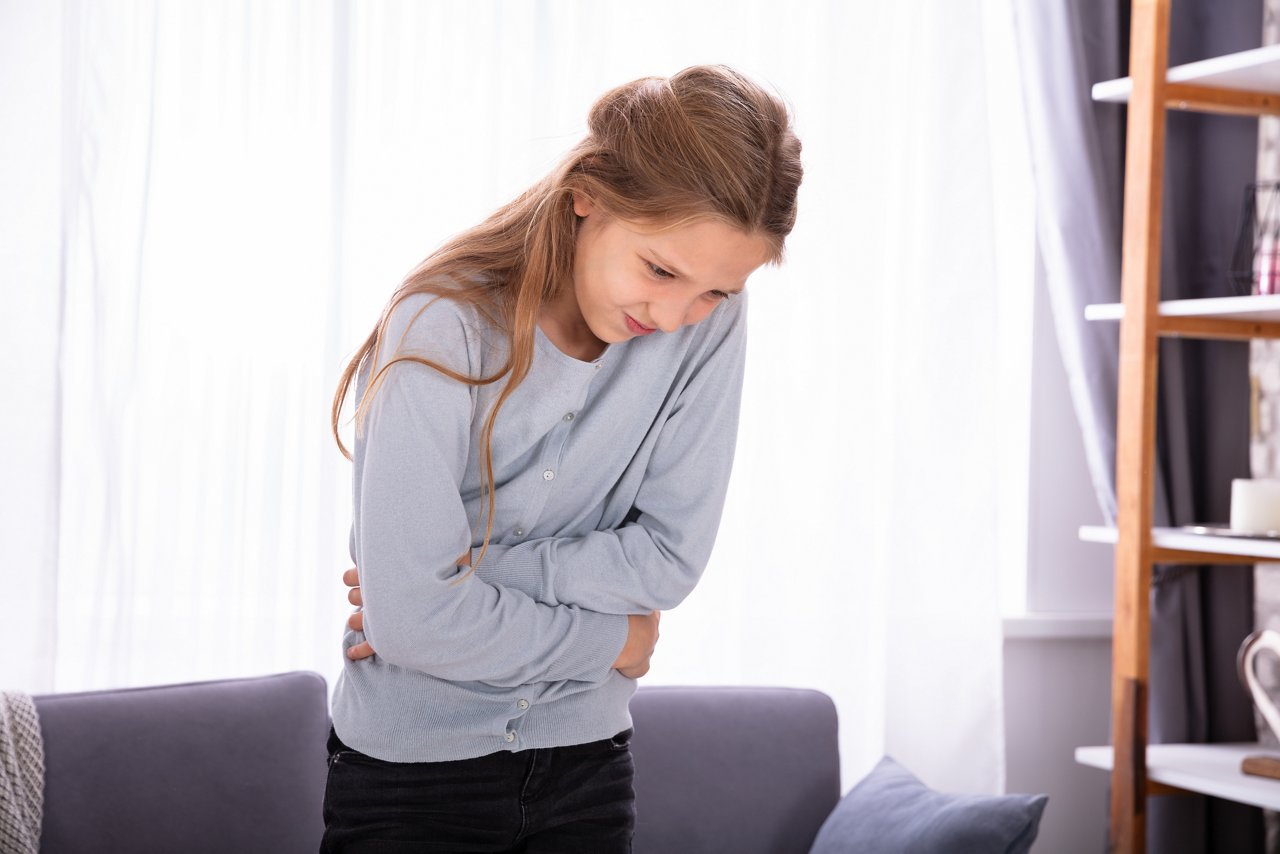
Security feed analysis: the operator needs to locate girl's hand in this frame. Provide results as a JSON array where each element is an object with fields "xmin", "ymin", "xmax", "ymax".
[
  {"xmin": 343, "ymin": 566, "xmax": 374, "ymax": 660},
  {"xmin": 613, "ymin": 610, "xmax": 661, "ymax": 679},
  {"xmin": 343, "ymin": 566, "xmax": 364, "ymax": 624},
  {"xmin": 343, "ymin": 551, "xmax": 473, "ymax": 661}
]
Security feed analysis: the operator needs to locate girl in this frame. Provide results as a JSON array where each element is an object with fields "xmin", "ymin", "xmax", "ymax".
[{"xmin": 323, "ymin": 64, "xmax": 802, "ymax": 853}]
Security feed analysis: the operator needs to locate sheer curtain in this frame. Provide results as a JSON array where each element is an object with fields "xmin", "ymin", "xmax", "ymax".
[{"xmin": 3, "ymin": 0, "xmax": 1024, "ymax": 796}]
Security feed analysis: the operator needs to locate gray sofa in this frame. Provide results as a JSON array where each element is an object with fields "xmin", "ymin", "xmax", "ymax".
[{"xmin": 34, "ymin": 671, "xmax": 840, "ymax": 853}]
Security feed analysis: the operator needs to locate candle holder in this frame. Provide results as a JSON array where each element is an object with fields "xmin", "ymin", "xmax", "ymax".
[
  {"xmin": 1230, "ymin": 181, "xmax": 1280, "ymax": 295},
  {"xmin": 1232, "ymin": 477, "xmax": 1280, "ymax": 534}
]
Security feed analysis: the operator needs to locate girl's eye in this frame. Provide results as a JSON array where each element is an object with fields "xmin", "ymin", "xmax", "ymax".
[
  {"xmin": 707, "ymin": 291, "xmax": 731, "ymax": 301},
  {"xmin": 646, "ymin": 262, "xmax": 675, "ymax": 279}
]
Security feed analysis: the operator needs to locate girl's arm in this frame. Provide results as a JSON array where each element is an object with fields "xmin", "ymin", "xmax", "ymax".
[
  {"xmin": 469, "ymin": 293, "xmax": 748, "ymax": 615},
  {"xmin": 350, "ymin": 295, "xmax": 629, "ymax": 687},
  {"xmin": 344, "ymin": 568, "xmax": 661, "ymax": 678}
]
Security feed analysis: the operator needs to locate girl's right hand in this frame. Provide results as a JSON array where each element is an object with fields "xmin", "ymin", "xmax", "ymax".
[
  {"xmin": 613, "ymin": 610, "xmax": 661, "ymax": 679},
  {"xmin": 343, "ymin": 549, "xmax": 473, "ymax": 659}
]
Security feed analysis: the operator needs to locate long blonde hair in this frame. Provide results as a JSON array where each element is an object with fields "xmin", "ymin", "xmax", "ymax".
[{"xmin": 331, "ymin": 65, "xmax": 803, "ymax": 577}]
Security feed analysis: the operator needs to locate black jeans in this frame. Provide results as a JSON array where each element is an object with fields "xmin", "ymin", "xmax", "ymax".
[{"xmin": 319, "ymin": 726, "xmax": 636, "ymax": 853}]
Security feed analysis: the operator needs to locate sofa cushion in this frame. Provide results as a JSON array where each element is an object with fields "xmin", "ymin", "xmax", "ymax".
[
  {"xmin": 808, "ymin": 755, "xmax": 1047, "ymax": 854},
  {"xmin": 35, "ymin": 671, "xmax": 329, "ymax": 854}
]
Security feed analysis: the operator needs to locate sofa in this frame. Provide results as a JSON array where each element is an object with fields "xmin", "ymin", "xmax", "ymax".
[{"xmin": 33, "ymin": 671, "xmax": 840, "ymax": 854}]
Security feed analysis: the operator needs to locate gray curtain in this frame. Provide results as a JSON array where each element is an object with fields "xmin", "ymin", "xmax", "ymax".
[
  {"xmin": 1012, "ymin": 0, "xmax": 1129, "ymax": 530},
  {"xmin": 1014, "ymin": 0, "xmax": 1263, "ymax": 850}
]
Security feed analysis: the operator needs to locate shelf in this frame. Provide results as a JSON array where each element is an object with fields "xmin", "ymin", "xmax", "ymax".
[
  {"xmin": 1085, "ymin": 294, "xmax": 1280, "ymax": 322},
  {"xmin": 1084, "ymin": 295, "xmax": 1280, "ymax": 340},
  {"xmin": 1094, "ymin": 43, "xmax": 1280, "ymax": 101},
  {"xmin": 1076, "ymin": 744, "xmax": 1280, "ymax": 811},
  {"xmin": 1080, "ymin": 525, "xmax": 1280, "ymax": 562}
]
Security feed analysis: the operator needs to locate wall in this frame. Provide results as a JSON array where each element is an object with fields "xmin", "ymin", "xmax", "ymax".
[
  {"xmin": 1001, "ymin": 240, "xmax": 1113, "ymax": 851},
  {"xmin": 1003, "ymin": 631, "xmax": 1111, "ymax": 853}
]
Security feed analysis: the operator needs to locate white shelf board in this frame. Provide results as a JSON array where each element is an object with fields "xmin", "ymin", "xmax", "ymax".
[
  {"xmin": 1079, "ymin": 525, "xmax": 1280, "ymax": 561},
  {"xmin": 1084, "ymin": 294, "xmax": 1280, "ymax": 323},
  {"xmin": 1094, "ymin": 43, "xmax": 1280, "ymax": 102},
  {"xmin": 1076, "ymin": 744, "xmax": 1280, "ymax": 810}
]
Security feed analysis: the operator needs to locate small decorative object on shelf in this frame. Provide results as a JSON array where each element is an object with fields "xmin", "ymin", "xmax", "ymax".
[
  {"xmin": 1239, "ymin": 629, "xmax": 1280, "ymax": 780},
  {"xmin": 1231, "ymin": 478, "xmax": 1280, "ymax": 534},
  {"xmin": 1244, "ymin": 755, "xmax": 1280, "ymax": 779},
  {"xmin": 1232, "ymin": 181, "xmax": 1280, "ymax": 295}
]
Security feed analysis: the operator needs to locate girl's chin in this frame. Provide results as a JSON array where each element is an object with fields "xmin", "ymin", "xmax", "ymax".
[
  {"xmin": 583, "ymin": 315, "xmax": 622, "ymax": 344},
  {"xmin": 580, "ymin": 322, "xmax": 614, "ymax": 347}
]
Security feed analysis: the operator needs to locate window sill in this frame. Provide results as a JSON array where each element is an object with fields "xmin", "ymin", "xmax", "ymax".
[{"xmin": 1002, "ymin": 613, "xmax": 1114, "ymax": 640}]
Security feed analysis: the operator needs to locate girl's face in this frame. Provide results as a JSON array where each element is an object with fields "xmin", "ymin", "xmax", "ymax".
[{"xmin": 558, "ymin": 192, "xmax": 773, "ymax": 348}]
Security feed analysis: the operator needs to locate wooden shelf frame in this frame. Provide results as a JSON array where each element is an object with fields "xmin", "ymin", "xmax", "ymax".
[
  {"xmin": 1162, "ymin": 83, "xmax": 1280, "ymax": 117},
  {"xmin": 1106, "ymin": 1, "xmax": 1171, "ymax": 849},
  {"xmin": 1085, "ymin": 3, "xmax": 1280, "ymax": 852}
]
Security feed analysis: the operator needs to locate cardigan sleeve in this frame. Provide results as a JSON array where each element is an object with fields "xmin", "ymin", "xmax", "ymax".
[
  {"xmin": 349, "ymin": 293, "xmax": 629, "ymax": 687},
  {"xmin": 470, "ymin": 292, "xmax": 748, "ymax": 615}
]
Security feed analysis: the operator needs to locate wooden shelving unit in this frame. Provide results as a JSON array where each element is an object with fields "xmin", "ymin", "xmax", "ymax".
[{"xmin": 1079, "ymin": 6, "xmax": 1280, "ymax": 851}]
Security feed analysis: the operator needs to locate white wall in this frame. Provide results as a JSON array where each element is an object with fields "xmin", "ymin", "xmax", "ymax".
[
  {"xmin": 1001, "ymin": 247, "xmax": 1114, "ymax": 850},
  {"xmin": 1024, "ymin": 249, "xmax": 1115, "ymax": 614},
  {"xmin": 1004, "ymin": 632, "xmax": 1111, "ymax": 853}
]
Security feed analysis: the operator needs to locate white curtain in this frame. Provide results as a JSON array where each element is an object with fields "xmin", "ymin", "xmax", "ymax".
[{"xmin": 2, "ymin": 0, "xmax": 1026, "ymax": 796}]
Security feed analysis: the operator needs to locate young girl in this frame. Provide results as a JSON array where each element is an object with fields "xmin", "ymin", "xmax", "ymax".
[{"xmin": 323, "ymin": 64, "xmax": 802, "ymax": 852}]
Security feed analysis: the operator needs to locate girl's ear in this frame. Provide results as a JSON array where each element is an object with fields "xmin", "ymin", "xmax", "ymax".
[{"xmin": 572, "ymin": 191, "xmax": 596, "ymax": 219}]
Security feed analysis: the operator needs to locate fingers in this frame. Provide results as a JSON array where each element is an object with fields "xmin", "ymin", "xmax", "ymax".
[
  {"xmin": 617, "ymin": 662, "xmax": 650, "ymax": 679},
  {"xmin": 346, "ymin": 641, "xmax": 376, "ymax": 661},
  {"xmin": 342, "ymin": 566, "xmax": 370, "ymax": 659}
]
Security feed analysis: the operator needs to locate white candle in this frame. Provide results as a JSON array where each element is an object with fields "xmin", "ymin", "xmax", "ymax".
[{"xmin": 1231, "ymin": 478, "xmax": 1280, "ymax": 533}]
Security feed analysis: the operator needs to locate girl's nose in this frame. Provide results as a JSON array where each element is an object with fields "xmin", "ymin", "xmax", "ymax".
[
  {"xmin": 646, "ymin": 307, "xmax": 679, "ymax": 334},
  {"xmin": 651, "ymin": 299, "xmax": 698, "ymax": 334}
]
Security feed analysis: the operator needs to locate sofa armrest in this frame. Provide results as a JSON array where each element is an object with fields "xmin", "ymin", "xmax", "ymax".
[
  {"xmin": 630, "ymin": 685, "xmax": 840, "ymax": 854},
  {"xmin": 34, "ymin": 670, "xmax": 329, "ymax": 854}
]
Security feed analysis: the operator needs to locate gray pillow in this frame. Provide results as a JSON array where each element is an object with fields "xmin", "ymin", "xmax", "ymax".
[{"xmin": 808, "ymin": 756, "xmax": 1048, "ymax": 854}]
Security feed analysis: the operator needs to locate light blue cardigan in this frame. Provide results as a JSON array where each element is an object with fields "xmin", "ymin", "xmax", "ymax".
[{"xmin": 331, "ymin": 284, "xmax": 747, "ymax": 762}]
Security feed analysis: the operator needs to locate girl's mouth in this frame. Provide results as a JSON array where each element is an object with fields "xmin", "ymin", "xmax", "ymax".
[{"xmin": 625, "ymin": 314, "xmax": 655, "ymax": 335}]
